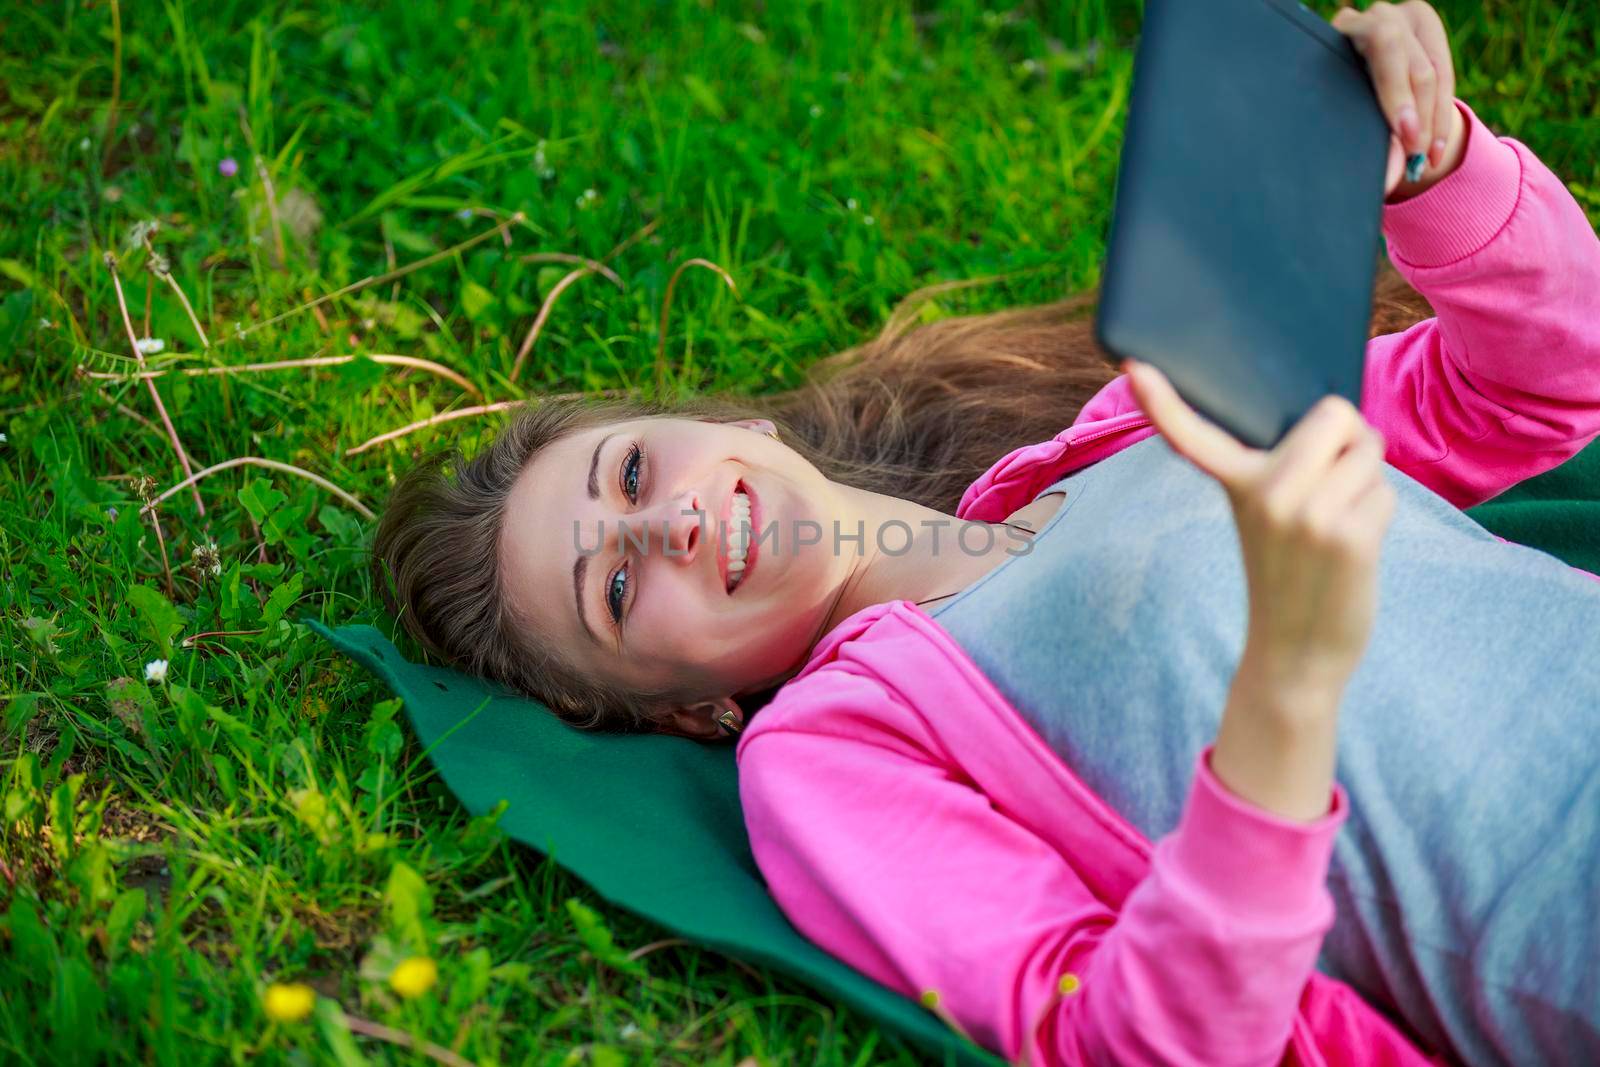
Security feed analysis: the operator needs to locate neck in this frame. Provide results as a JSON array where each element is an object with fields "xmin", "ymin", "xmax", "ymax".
[{"xmin": 814, "ymin": 483, "xmax": 1021, "ymax": 636}]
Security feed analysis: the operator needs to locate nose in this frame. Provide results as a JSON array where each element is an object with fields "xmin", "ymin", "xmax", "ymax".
[{"xmin": 640, "ymin": 489, "xmax": 704, "ymax": 564}]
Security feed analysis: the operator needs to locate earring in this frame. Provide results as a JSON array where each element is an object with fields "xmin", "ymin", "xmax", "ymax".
[
  {"xmin": 715, "ymin": 707, "xmax": 744, "ymax": 737},
  {"xmin": 766, "ymin": 429, "xmax": 780, "ymax": 442}
]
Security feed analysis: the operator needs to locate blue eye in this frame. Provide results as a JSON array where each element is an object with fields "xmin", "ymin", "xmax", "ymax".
[
  {"xmin": 607, "ymin": 564, "xmax": 629, "ymax": 624},
  {"xmin": 621, "ymin": 443, "xmax": 643, "ymax": 503}
]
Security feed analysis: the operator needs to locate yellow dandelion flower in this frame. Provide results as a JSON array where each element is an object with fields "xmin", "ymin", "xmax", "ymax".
[
  {"xmin": 262, "ymin": 982, "xmax": 316, "ymax": 1023},
  {"xmin": 389, "ymin": 956, "xmax": 438, "ymax": 999}
]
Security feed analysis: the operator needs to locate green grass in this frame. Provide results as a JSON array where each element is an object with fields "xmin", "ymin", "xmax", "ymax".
[{"xmin": 2, "ymin": 1, "xmax": 1597, "ymax": 1063}]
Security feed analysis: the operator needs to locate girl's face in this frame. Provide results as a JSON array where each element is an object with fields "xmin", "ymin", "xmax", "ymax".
[{"xmin": 500, "ymin": 417, "xmax": 854, "ymax": 711}]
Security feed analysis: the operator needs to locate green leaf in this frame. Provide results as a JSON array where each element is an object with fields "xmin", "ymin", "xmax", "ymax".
[
  {"xmin": 4, "ymin": 693, "xmax": 40, "ymax": 737},
  {"xmin": 6, "ymin": 895, "xmax": 55, "ymax": 977},
  {"xmin": 238, "ymin": 478, "xmax": 287, "ymax": 527},
  {"xmin": 261, "ymin": 572, "xmax": 304, "ymax": 629},
  {"xmin": 263, "ymin": 502, "xmax": 312, "ymax": 549},
  {"xmin": 460, "ymin": 280, "xmax": 495, "ymax": 321},
  {"xmin": 0, "ymin": 258, "xmax": 39, "ymax": 288},
  {"xmin": 105, "ymin": 888, "xmax": 147, "ymax": 960},
  {"xmin": 313, "ymin": 997, "xmax": 370, "ymax": 1067},
  {"xmin": 371, "ymin": 697, "xmax": 402, "ymax": 725},
  {"xmin": 682, "ymin": 74, "xmax": 726, "ymax": 120},
  {"xmin": 167, "ymin": 685, "xmax": 211, "ymax": 743},
  {"xmin": 365, "ymin": 719, "xmax": 401, "ymax": 761},
  {"xmin": 385, "ymin": 861, "xmax": 432, "ymax": 948},
  {"xmin": 318, "ymin": 504, "xmax": 363, "ymax": 546},
  {"xmin": 20, "ymin": 615, "xmax": 61, "ymax": 657},
  {"xmin": 127, "ymin": 585, "xmax": 182, "ymax": 657},
  {"xmin": 49, "ymin": 958, "xmax": 106, "ymax": 1057},
  {"xmin": 565, "ymin": 898, "xmax": 644, "ymax": 976}
]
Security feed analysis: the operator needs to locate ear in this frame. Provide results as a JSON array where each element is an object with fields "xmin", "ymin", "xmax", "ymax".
[
  {"xmin": 726, "ymin": 417, "xmax": 776, "ymax": 437},
  {"xmin": 653, "ymin": 696, "xmax": 743, "ymax": 741}
]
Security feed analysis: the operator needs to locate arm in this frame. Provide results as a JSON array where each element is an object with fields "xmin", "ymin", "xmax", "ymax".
[
  {"xmin": 738, "ymin": 675, "xmax": 1346, "ymax": 1067},
  {"xmin": 1362, "ymin": 99, "xmax": 1600, "ymax": 507}
]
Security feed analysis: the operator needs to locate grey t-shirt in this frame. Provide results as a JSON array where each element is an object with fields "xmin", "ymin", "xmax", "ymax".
[{"xmin": 928, "ymin": 433, "xmax": 1600, "ymax": 1067}]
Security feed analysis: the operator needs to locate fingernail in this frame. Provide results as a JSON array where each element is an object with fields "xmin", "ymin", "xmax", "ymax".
[
  {"xmin": 1405, "ymin": 153, "xmax": 1427, "ymax": 183},
  {"xmin": 1429, "ymin": 137, "xmax": 1446, "ymax": 168}
]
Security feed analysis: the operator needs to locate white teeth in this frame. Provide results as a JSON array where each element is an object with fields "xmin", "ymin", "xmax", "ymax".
[{"xmin": 727, "ymin": 491, "xmax": 753, "ymax": 591}]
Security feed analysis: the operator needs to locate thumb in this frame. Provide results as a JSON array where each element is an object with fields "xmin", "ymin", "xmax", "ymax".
[
  {"xmin": 1122, "ymin": 360, "xmax": 1262, "ymax": 489},
  {"xmin": 1384, "ymin": 135, "xmax": 1405, "ymax": 197}
]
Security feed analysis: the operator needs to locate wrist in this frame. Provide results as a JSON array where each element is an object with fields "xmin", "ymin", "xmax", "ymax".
[
  {"xmin": 1238, "ymin": 639, "xmax": 1355, "ymax": 707},
  {"xmin": 1214, "ymin": 665, "xmax": 1342, "ymax": 822}
]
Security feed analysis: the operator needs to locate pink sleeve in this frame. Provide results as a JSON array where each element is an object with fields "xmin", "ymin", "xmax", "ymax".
[
  {"xmin": 740, "ymin": 692, "xmax": 1346, "ymax": 1066},
  {"xmin": 1363, "ymin": 100, "xmax": 1600, "ymax": 507}
]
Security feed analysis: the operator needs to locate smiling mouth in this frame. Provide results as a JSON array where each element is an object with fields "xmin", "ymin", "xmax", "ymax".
[{"xmin": 726, "ymin": 481, "xmax": 753, "ymax": 594}]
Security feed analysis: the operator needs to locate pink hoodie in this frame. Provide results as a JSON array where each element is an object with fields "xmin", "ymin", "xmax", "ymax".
[{"xmin": 735, "ymin": 101, "xmax": 1600, "ymax": 1067}]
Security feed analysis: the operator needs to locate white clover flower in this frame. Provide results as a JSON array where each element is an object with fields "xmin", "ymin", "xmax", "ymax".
[
  {"xmin": 809, "ymin": 104, "xmax": 822, "ymax": 118},
  {"xmin": 144, "ymin": 659, "xmax": 169, "ymax": 683},
  {"xmin": 38, "ymin": 318, "xmax": 52, "ymax": 329},
  {"xmin": 0, "ymin": 431, "xmax": 8, "ymax": 444},
  {"xmin": 846, "ymin": 198, "xmax": 858, "ymax": 211},
  {"xmin": 135, "ymin": 337, "xmax": 165, "ymax": 355},
  {"xmin": 190, "ymin": 539, "xmax": 222, "ymax": 578},
  {"xmin": 863, "ymin": 215, "xmax": 876, "ymax": 226},
  {"xmin": 79, "ymin": 137, "xmax": 91, "ymax": 150}
]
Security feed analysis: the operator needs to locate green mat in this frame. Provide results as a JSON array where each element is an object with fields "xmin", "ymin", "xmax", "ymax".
[{"xmin": 307, "ymin": 437, "xmax": 1597, "ymax": 1066}]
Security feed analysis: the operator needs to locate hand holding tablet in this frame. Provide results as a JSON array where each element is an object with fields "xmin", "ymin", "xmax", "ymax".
[{"xmin": 1095, "ymin": 0, "xmax": 1464, "ymax": 450}]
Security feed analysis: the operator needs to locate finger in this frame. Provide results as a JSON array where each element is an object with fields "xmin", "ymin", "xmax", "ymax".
[
  {"xmin": 1300, "ymin": 431, "xmax": 1386, "ymax": 529},
  {"xmin": 1123, "ymin": 360, "xmax": 1260, "ymax": 487},
  {"xmin": 1384, "ymin": 135, "xmax": 1406, "ymax": 197},
  {"xmin": 1405, "ymin": 34, "xmax": 1438, "ymax": 164},
  {"xmin": 1335, "ymin": 475, "xmax": 1398, "ymax": 553},
  {"xmin": 1403, "ymin": 1, "xmax": 1457, "ymax": 167},
  {"xmin": 1257, "ymin": 398, "xmax": 1370, "ymax": 511},
  {"xmin": 1342, "ymin": 6, "xmax": 1426, "ymax": 156}
]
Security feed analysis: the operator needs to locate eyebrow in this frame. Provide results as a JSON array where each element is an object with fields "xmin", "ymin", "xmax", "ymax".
[{"xmin": 575, "ymin": 433, "xmax": 620, "ymax": 645}]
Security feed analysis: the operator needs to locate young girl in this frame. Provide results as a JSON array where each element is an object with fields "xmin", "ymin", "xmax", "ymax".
[{"xmin": 373, "ymin": 4, "xmax": 1600, "ymax": 1064}]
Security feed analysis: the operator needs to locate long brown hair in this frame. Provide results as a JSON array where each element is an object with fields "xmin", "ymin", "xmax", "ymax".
[{"xmin": 371, "ymin": 268, "xmax": 1432, "ymax": 731}]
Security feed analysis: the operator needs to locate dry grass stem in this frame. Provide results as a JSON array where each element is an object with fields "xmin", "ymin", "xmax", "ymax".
[
  {"xmin": 656, "ymin": 257, "xmax": 738, "ymax": 397},
  {"xmin": 153, "ymin": 258, "xmax": 212, "ymax": 349},
  {"xmin": 518, "ymin": 252, "xmax": 623, "ymax": 289},
  {"xmin": 338, "ymin": 1012, "xmax": 475, "ymax": 1067},
  {"xmin": 345, "ymin": 391, "xmax": 624, "ymax": 456},
  {"xmin": 509, "ymin": 267, "xmax": 596, "ymax": 383},
  {"xmin": 111, "ymin": 400, "xmax": 161, "ymax": 435},
  {"xmin": 146, "ymin": 511, "xmax": 175, "ymax": 597},
  {"xmin": 603, "ymin": 217, "xmax": 661, "ymax": 263},
  {"xmin": 344, "ymin": 400, "xmax": 526, "ymax": 456},
  {"xmin": 181, "ymin": 629, "xmax": 265, "ymax": 648},
  {"xmin": 107, "ymin": 253, "xmax": 206, "ymax": 516},
  {"xmin": 254, "ymin": 155, "xmax": 289, "ymax": 266},
  {"xmin": 139, "ymin": 456, "xmax": 375, "ymax": 521},
  {"xmin": 233, "ymin": 213, "xmax": 525, "ymax": 340},
  {"xmin": 84, "ymin": 354, "xmax": 483, "ymax": 401}
]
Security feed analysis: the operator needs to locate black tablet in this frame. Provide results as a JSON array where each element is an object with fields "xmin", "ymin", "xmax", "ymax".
[{"xmin": 1094, "ymin": 0, "xmax": 1390, "ymax": 449}]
